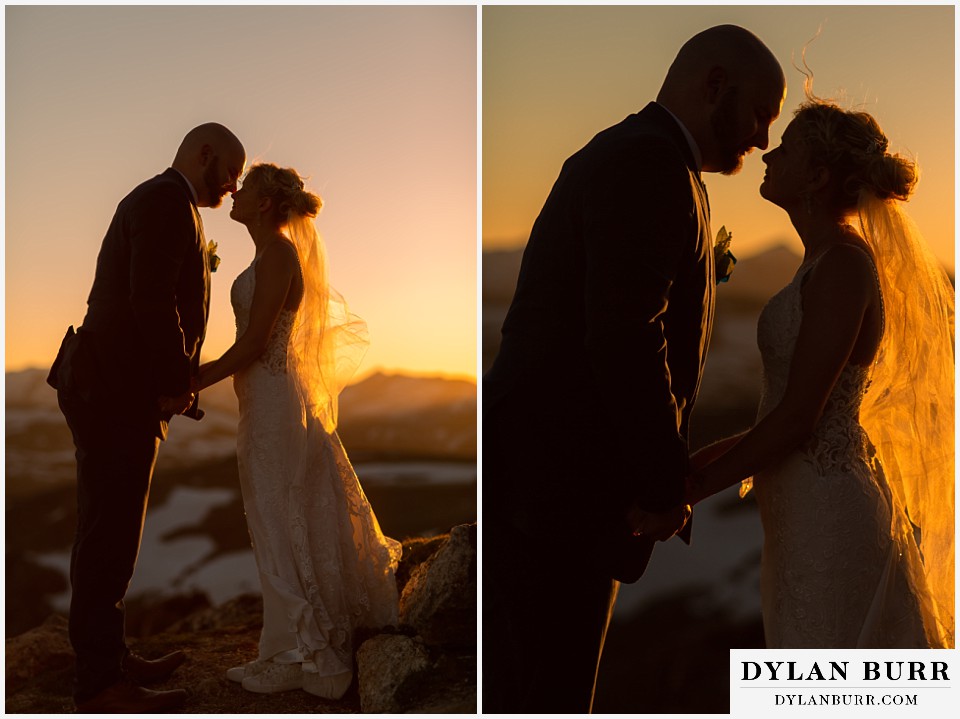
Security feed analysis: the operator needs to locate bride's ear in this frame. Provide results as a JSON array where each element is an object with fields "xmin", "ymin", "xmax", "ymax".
[{"xmin": 808, "ymin": 166, "xmax": 830, "ymax": 192}]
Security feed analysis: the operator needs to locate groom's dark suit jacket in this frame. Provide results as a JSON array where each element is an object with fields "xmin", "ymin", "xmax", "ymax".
[
  {"xmin": 484, "ymin": 102, "xmax": 715, "ymax": 579},
  {"xmin": 50, "ymin": 168, "xmax": 210, "ymax": 439}
]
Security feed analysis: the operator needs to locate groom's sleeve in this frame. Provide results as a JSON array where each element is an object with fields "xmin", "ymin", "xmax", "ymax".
[
  {"xmin": 581, "ymin": 141, "xmax": 692, "ymax": 513},
  {"xmin": 127, "ymin": 185, "xmax": 195, "ymax": 398}
]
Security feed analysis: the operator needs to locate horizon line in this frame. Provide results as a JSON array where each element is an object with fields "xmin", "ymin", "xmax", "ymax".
[{"xmin": 4, "ymin": 364, "xmax": 478, "ymax": 385}]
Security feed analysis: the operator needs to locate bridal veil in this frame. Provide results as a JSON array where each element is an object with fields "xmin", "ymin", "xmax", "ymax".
[{"xmin": 856, "ymin": 193, "xmax": 955, "ymax": 648}]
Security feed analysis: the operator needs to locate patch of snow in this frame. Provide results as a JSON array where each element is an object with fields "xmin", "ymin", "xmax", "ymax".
[
  {"xmin": 32, "ymin": 486, "xmax": 247, "ymax": 611},
  {"xmin": 614, "ymin": 491, "xmax": 763, "ymax": 623},
  {"xmin": 355, "ymin": 461, "xmax": 476, "ymax": 486}
]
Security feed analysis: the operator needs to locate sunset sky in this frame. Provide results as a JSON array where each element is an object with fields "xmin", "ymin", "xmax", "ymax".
[
  {"xmin": 6, "ymin": 5, "xmax": 476, "ymax": 379},
  {"xmin": 483, "ymin": 5, "xmax": 954, "ymax": 272}
]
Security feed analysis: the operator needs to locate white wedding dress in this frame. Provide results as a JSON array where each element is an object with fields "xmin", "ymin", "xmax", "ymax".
[
  {"xmin": 751, "ymin": 255, "xmax": 933, "ymax": 648},
  {"xmin": 231, "ymin": 255, "xmax": 402, "ymax": 677}
]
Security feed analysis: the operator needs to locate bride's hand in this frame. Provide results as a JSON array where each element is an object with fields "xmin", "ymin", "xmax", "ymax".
[{"xmin": 193, "ymin": 362, "xmax": 217, "ymax": 392}]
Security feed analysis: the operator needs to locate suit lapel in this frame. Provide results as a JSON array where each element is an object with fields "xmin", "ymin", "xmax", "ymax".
[
  {"xmin": 692, "ymin": 174, "xmax": 715, "ymax": 408},
  {"xmin": 194, "ymin": 205, "xmax": 211, "ymax": 337},
  {"xmin": 195, "ymin": 205, "xmax": 210, "ymax": 298},
  {"xmin": 637, "ymin": 103, "xmax": 717, "ymax": 417},
  {"xmin": 161, "ymin": 167, "xmax": 210, "ymax": 342}
]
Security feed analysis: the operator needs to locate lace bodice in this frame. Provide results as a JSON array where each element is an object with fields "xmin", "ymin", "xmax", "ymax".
[
  {"xmin": 756, "ymin": 259, "xmax": 874, "ymax": 474},
  {"xmin": 752, "ymin": 255, "xmax": 929, "ymax": 648},
  {"xmin": 231, "ymin": 257, "xmax": 297, "ymax": 374},
  {"xmin": 228, "ymin": 253, "xmax": 402, "ymax": 673}
]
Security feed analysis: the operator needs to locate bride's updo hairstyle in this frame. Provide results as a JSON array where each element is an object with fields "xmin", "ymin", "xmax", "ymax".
[
  {"xmin": 241, "ymin": 162, "xmax": 368, "ymax": 436},
  {"xmin": 791, "ymin": 97, "xmax": 917, "ymax": 212},
  {"xmin": 790, "ymin": 82, "xmax": 955, "ymax": 647},
  {"xmin": 243, "ymin": 163, "xmax": 322, "ymax": 220}
]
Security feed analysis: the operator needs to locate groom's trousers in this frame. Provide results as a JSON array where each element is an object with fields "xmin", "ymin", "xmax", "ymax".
[
  {"xmin": 483, "ymin": 518, "xmax": 619, "ymax": 713},
  {"xmin": 57, "ymin": 382, "xmax": 160, "ymax": 701}
]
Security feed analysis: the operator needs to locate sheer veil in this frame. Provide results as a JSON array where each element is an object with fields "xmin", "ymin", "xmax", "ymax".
[
  {"xmin": 856, "ymin": 192, "xmax": 955, "ymax": 648},
  {"xmin": 285, "ymin": 211, "xmax": 369, "ymax": 433}
]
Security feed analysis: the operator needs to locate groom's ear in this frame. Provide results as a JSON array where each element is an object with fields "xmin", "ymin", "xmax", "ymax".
[
  {"xmin": 705, "ymin": 66, "xmax": 727, "ymax": 103},
  {"xmin": 198, "ymin": 143, "xmax": 214, "ymax": 166}
]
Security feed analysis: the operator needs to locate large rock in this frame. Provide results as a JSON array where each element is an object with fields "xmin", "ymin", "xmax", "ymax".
[
  {"xmin": 6, "ymin": 614, "xmax": 73, "ymax": 694},
  {"xmin": 356, "ymin": 633, "xmax": 431, "ymax": 713},
  {"xmin": 399, "ymin": 523, "xmax": 476, "ymax": 646}
]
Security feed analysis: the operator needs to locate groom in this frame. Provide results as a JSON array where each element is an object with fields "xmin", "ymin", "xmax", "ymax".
[
  {"xmin": 48, "ymin": 123, "xmax": 245, "ymax": 713},
  {"xmin": 483, "ymin": 26, "xmax": 785, "ymax": 712}
]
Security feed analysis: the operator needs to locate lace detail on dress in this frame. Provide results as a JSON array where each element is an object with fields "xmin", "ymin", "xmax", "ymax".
[
  {"xmin": 756, "ymin": 260, "xmax": 875, "ymax": 476},
  {"xmin": 230, "ymin": 259, "xmax": 296, "ymax": 375},
  {"xmin": 230, "ymin": 255, "xmax": 402, "ymax": 674},
  {"xmin": 752, "ymin": 255, "xmax": 929, "ymax": 648},
  {"xmin": 802, "ymin": 367, "xmax": 872, "ymax": 475}
]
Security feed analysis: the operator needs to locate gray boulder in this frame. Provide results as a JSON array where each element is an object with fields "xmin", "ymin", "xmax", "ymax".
[
  {"xmin": 357, "ymin": 633, "xmax": 431, "ymax": 713},
  {"xmin": 399, "ymin": 522, "xmax": 476, "ymax": 646}
]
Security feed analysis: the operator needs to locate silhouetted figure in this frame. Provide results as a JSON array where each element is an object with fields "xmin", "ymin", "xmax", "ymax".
[
  {"xmin": 685, "ymin": 96, "xmax": 954, "ymax": 649},
  {"xmin": 483, "ymin": 26, "xmax": 785, "ymax": 712},
  {"xmin": 49, "ymin": 123, "xmax": 245, "ymax": 713},
  {"xmin": 193, "ymin": 163, "xmax": 401, "ymax": 699}
]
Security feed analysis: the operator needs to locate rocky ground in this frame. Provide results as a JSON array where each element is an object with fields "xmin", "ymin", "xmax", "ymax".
[
  {"xmin": 6, "ymin": 454, "xmax": 476, "ymax": 639},
  {"xmin": 6, "ymin": 530, "xmax": 477, "ymax": 714}
]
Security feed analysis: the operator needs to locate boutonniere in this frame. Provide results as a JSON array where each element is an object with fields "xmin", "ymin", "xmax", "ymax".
[
  {"xmin": 714, "ymin": 226, "xmax": 736, "ymax": 284},
  {"xmin": 207, "ymin": 240, "xmax": 221, "ymax": 273}
]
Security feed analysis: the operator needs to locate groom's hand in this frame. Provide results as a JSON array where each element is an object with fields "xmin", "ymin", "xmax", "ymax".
[
  {"xmin": 628, "ymin": 503, "xmax": 691, "ymax": 542},
  {"xmin": 158, "ymin": 390, "xmax": 195, "ymax": 415}
]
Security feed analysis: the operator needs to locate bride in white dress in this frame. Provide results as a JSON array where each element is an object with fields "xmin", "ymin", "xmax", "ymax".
[
  {"xmin": 684, "ymin": 96, "xmax": 953, "ymax": 648},
  {"xmin": 195, "ymin": 163, "xmax": 401, "ymax": 697}
]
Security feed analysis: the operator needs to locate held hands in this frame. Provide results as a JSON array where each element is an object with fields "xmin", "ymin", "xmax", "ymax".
[
  {"xmin": 158, "ymin": 389, "xmax": 195, "ymax": 416},
  {"xmin": 628, "ymin": 502, "xmax": 691, "ymax": 542}
]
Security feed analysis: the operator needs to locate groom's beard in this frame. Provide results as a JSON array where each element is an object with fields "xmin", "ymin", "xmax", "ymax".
[{"xmin": 711, "ymin": 88, "xmax": 748, "ymax": 176}]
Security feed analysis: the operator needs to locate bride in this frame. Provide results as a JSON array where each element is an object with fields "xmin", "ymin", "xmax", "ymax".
[
  {"xmin": 194, "ymin": 163, "xmax": 401, "ymax": 696},
  {"xmin": 682, "ymin": 93, "xmax": 953, "ymax": 648}
]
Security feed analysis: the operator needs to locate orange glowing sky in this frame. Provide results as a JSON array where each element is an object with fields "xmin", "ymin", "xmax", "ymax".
[
  {"xmin": 483, "ymin": 5, "xmax": 954, "ymax": 273},
  {"xmin": 6, "ymin": 5, "xmax": 476, "ymax": 379}
]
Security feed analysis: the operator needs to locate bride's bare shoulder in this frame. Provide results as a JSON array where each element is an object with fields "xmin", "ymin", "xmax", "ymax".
[
  {"xmin": 803, "ymin": 241, "xmax": 877, "ymax": 305},
  {"xmin": 257, "ymin": 239, "xmax": 299, "ymax": 270}
]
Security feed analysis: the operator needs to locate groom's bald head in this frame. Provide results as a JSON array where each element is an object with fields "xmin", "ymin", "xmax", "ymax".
[
  {"xmin": 658, "ymin": 25, "xmax": 786, "ymax": 174},
  {"xmin": 172, "ymin": 123, "xmax": 246, "ymax": 207},
  {"xmin": 663, "ymin": 25, "xmax": 785, "ymax": 92}
]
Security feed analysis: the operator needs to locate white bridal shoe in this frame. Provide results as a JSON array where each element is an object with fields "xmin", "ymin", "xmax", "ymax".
[
  {"xmin": 240, "ymin": 661, "xmax": 304, "ymax": 693},
  {"xmin": 226, "ymin": 658, "xmax": 272, "ymax": 683},
  {"xmin": 303, "ymin": 670, "xmax": 353, "ymax": 700}
]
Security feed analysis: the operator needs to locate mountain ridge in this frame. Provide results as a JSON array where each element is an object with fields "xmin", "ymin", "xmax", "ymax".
[{"xmin": 5, "ymin": 369, "xmax": 477, "ymax": 498}]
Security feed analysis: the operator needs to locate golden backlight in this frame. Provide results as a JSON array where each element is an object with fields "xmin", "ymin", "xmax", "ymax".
[
  {"xmin": 6, "ymin": 6, "xmax": 477, "ymax": 381},
  {"xmin": 483, "ymin": 6, "xmax": 954, "ymax": 276}
]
